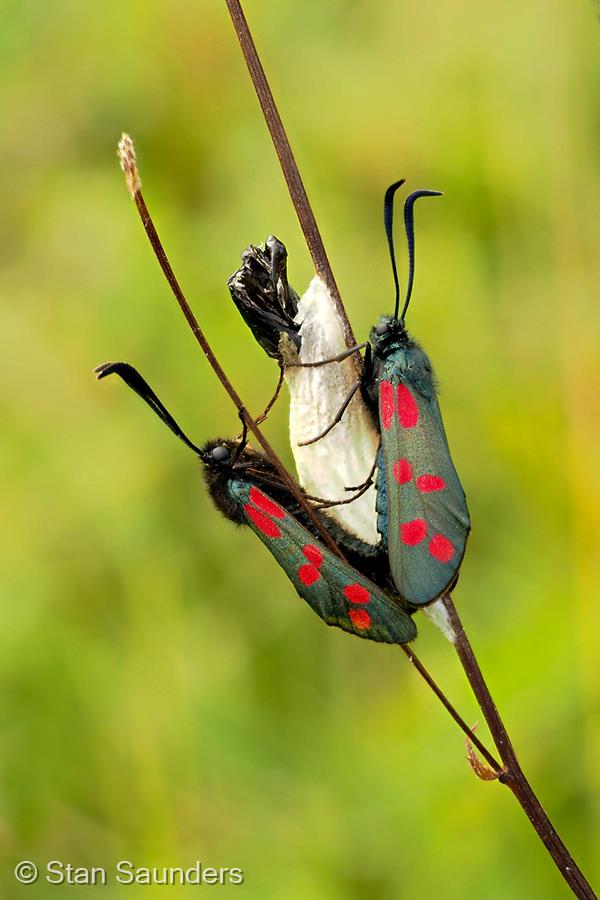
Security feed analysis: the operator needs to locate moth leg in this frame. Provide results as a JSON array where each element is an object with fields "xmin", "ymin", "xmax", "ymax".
[
  {"xmin": 232, "ymin": 410, "xmax": 249, "ymax": 463},
  {"xmin": 304, "ymin": 441, "xmax": 380, "ymax": 509},
  {"xmin": 254, "ymin": 363, "xmax": 284, "ymax": 426},
  {"xmin": 344, "ymin": 441, "xmax": 381, "ymax": 491},
  {"xmin": 298, "ymin": 380, "xmax": 361, "ymax": 447},
  {"xmin": 284, "ymin": 486, "xmax": 369, "ymax": 513},
  {"xmin": 311, "ymin": 477, "xmax": 375, "ymax": 510},
  {"xmin": 286, "ymin": 342, "xmax": 369, "ymax": 368}
]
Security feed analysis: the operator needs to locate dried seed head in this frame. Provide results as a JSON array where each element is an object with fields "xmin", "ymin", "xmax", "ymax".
[{"xmin": 118, "ymin": 133, "xmax": 141, "ymax": 196}]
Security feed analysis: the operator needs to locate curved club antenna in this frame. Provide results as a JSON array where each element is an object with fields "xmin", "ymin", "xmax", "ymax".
[
  {"xmin": 401, "ymin": 188, "xmax": 442, "ymax": 322},
  {"xmin": 383, "ymin": 179, "xmax": 406, "ymax": 320},
  {"xmin": 95, "ymin": 362, "xmax": 203, "ymax": 456}
]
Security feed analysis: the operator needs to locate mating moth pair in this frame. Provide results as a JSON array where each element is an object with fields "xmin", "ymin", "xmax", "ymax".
[{"xmin": 98, "ymin": 180, "xmax": 470, "ymax": 647}]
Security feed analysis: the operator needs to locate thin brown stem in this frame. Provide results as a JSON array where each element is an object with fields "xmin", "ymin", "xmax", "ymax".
[
  {"xmin": 223, "ymin": 0, "xmax": 358, "ymax": 355},
  {"xmin": 444, "ymin": 595, "xmax": 595, "ymax": 900}
]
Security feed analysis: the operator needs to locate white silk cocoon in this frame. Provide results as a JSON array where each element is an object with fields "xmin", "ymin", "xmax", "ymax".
[{"xmin": 284, "ymin": 276, "xmax": 380, "ymax": 545}]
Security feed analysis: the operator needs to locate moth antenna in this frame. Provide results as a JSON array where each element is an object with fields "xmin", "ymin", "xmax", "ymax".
[
  {"xmin": 401, "ymin": 189, "xmax": 442, "ymax": 322},
  {"xmin": 95, "ymin": 362, "xmax": 204, "ymax": 455},
  {"xmin": 383, "ymin": 179, "xmax": 406, "ymax": 321}
]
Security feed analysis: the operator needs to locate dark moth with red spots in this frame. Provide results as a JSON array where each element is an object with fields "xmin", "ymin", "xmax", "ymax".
[
  {"xmin": 95, "ymin": 362, "xmax": 416, "ymax": 646},
  {"xmin": 370, "ymin": 314, "xmax": 470, "ymax": 605},
  {"xmin": 349, "ymin": 181, "xmax": 471, "ymax": 606}
]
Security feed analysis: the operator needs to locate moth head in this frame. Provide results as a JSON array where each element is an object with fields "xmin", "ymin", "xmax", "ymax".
[
  {"xmin": 202, "ymin": 439, "xmax": 274, "ymax": 474},
  {"xmin": 370, "ymin": 314, "xmax": 404, "ymax": 347},
  {"xmin": 205, "ymin": 442, "xmax": 232, "ymax": 466},
  {"xmin": 202, "ymin": 439, "xmax": 252, "ymax": 469}
]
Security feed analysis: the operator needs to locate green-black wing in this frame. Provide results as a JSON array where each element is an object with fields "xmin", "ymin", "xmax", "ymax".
[
  {"xmin": 377, "ymin": 376, "xmax": 470, "ymax": 606},
  {"xmin": 228, "ymin": 480, "xmax": 416, "ymax": 645}
]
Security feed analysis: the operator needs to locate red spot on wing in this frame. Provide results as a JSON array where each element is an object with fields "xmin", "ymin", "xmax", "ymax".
[
  {"xmin": 393, "ymin": 458, "xmax": 413, "ymax": 484},
  {"xmin": 428, "ymin": 534, "xmax": 455, "ymax": 563},
  {"xmin": 380, "ymin": 381, "xmax": 395, "ymax": 430},
  {"xmin": 303, "ymin": 544, "xmax": 324, "ymax": 567},
  {"xmin": 348, "ymin": 608, "xmax": 371, "ymax": 630},
  {"xmin": 245, "ymin": 504, "xmax": 282, "ymax": 538},
  {"xmin": 343, "ymin": 583, "xmax": 371, "ymax": 604},
  {"xmin": 298, "ymin": 564, "xmax": 321, "ymax": 585},
  {"xmin": 416, "ymin": 474, "xmax": 446, "ymax": 493},
  {"xmin": 401, "ymin": 519, "xmax": 427, "ymax": 546},
  {"xmin": 249, "ymin": 486, "xmax": 285, "ymax": 519},
  {"xmin": 397, "ymin": 384, "xmax": 419, "ymax": 428}
]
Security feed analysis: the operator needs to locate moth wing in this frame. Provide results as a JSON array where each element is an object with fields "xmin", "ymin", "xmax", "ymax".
[
  {"xmin": 230, "ymin": 481, "xmax": 416, "ymax": 645},
  {"xmin": 378, "ymin": 379, "xmax": 470, "ymax": 606}
]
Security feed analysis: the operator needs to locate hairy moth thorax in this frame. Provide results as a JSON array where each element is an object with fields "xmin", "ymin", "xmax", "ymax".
[
  {"xmin": 200, "ymin": 439, "xmax": 252, "ymax": 524},
  {"xmin": 200, "ymin": 438, "xmax": 305, "ymax": 528},
  {"xmin": 368, "ymin": 316, "xmax": 436, "ymax": 405}
]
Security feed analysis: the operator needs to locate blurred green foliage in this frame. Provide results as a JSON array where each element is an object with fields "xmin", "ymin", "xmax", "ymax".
[{"xmin": 1, "ymin": 1, "xmax": 599, "ymax": 897}]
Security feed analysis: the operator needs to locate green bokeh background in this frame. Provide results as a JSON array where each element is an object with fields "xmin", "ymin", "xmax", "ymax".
[{"xmin": 2, "ymin": 1, "xmax": 599, "ymax": 897}]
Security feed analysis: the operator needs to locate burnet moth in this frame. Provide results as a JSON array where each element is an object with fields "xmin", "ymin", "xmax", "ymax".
[
  {"xmin": 95, "ymin": 361, "xmax": 417, "ymax": 646},
  {"xmin": 229, "ymin": 182, "xmax": 470, "ymax": 608},
  {"xmin": 355, "ymin": 181, "xmax": 471, "ymax": 606}
]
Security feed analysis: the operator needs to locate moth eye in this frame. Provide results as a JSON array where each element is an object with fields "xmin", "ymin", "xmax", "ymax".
[
  {"xmin": 375, "ymin": 323, "xmax": 389, "ymax": 336},
  {"xmin": 211, "ymin": 445, "xmax": 230, "ymax": 463}
]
